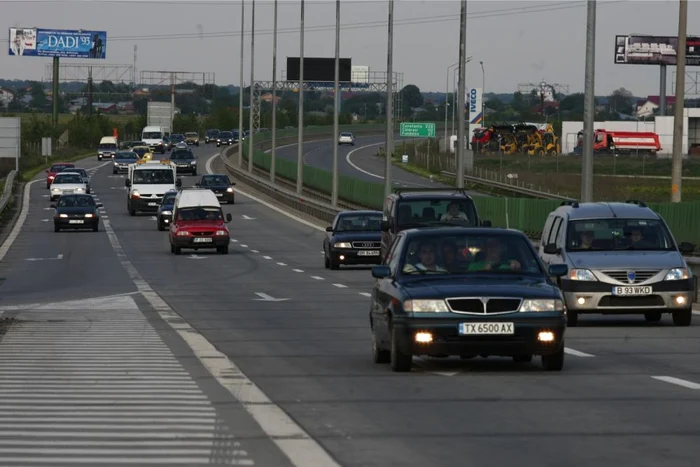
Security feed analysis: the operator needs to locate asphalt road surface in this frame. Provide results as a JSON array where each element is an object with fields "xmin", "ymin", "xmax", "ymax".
[{"xmin": 0, "ymin": 144, "xmax": 699, "ymax": 466}]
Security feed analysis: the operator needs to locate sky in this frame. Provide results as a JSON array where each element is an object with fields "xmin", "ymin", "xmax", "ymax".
[{"xmin": 0, "ymin": 0, "xmax": 696, "ymax": 97}]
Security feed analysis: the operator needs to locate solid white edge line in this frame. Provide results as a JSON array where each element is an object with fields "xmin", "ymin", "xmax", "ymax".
[
  {"xmin": 651, "ymin": 376, "xmax": 700, "ymax": 390},
  {"xmin": 0, "ymin": 180, "xmax": 38, "ymax": 263},
  {"xmin": 345, "ymin": 139, "xmax": 427, "ymax": 187},
  {"xmin": 564, "ymin": 347, "xmax": 595, "ymax": 358}
]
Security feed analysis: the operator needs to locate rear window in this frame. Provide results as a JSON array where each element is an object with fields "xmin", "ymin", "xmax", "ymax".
[
  {"xmin": 50, "ymin": 164, "xmax": 73, "ymax": 172},
  {"xmin": 396, "ymin": 198, "xmax": 478, "ymax": 227}
]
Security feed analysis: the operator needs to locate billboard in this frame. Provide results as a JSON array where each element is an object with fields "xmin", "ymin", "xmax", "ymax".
[
  {"xmin": 351, "ymin": 65, "xmax": 369, "ymax": 84},
  {"xmin": 0, "ymin": 118, "xmax": 21, "ymax": 165},
  {"xmin": 9, "ymin": 27, "xmax": 106, "ymax": 59},
  {"xmin": 467, "ymin": 87, "xmax": 483, "ymax": 125},
  {"xmin": 614, "ymin": 34, "xmax": 700, "ymax": 66},
  {"xmin": 286, "ymin": 57, "xmax": 352, "ymax": 82}
]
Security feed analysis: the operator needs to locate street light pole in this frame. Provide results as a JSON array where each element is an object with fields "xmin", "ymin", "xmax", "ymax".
[
  {"xmin": 296, "ymin": 0, "xmax": 305, "ymax": 195},
  {"xmin": 247, "ymin": 0, "xmax": 256, "ymax": 173},
  {"xmin": 480, "ymin": 61, "xmax": 485, "ymax": 128},
  {"xmin": 270, "ymin": 0, "xmax": 278, "ymax": 183},
  {"xmin": 384, "ymin": 0, "xmax": 394, "ymax": 197},
  {"xmin": 456, "ymin": 0, "xmax": 467, "ymax": 188},
  {"xmin": 671, "ymin": 0, "xmax": 688, "ymax": 203},
  {"xmin": 331, "ymin": 0, "xmax": 340, "ymax": 207},
  {"xmin": 581, "ymin": 0, "xmax": 596, "ymax": 202},
  {"xmin": 238, "ymin": 0, "xmax": 245, "ymax": 167}
]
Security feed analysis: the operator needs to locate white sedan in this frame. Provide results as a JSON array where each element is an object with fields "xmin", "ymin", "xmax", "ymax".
[
  {"xmin": 50, "ymin": 172, "xmax": 88, "ymax": 201},
  {"xmin": 338, "ymin": 132, "xmax": 355, "ymax": 146}
]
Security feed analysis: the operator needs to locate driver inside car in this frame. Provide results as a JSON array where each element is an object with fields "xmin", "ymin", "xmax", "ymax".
[
  {"xmin": 468, "ymin": 238, "xmax": 522, "ymax": 271},
  {"xmin": 403, "ymin": 240, "xmax": 447, "ymax": 273}
]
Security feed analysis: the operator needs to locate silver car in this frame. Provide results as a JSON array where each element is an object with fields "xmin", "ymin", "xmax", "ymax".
[{"xmin": 538, "ymin": 200, "xmax": 696, "ymax": 327}]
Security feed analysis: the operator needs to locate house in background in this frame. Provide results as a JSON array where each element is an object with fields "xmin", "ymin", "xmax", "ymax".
[
  {"xmin": 636, "ymin": 95, "xmax": 676, "ymax": 118},
  {"xmin": 0, "ymin": 88, "xmax": 15, "ymax": 107}
]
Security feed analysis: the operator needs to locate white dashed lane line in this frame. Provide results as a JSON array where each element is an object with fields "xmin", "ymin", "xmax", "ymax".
[
  {"xmin": 230, "ymin": 239, "xmax": 238, "ymax": 243},
  {"xmin": 332, "ymin": 284, "xmax": 347, "ymax": 288},
  {"xmin": 240, "ymin": 244, "xmax": 248, "ymax": 248},
  {"xmin": 250, "ymin": 250, "xmax": 259, "ymax": 253},
  {"xmin": 262, "ymin": 256, "xmax": 272, "ymax": 260},
  {"xmin": 359, "ymin": 292, "xmax": 372, "ymax": 298},
  {"xmin": 310, "ymin": 276, "xmax": 325, "ymax": 281},
  {"xmin": 564, "ymin": 348, "xmax": 595, "ymax": 358},
  {"xmin": 277, "ymin": 262, "xmax": 287, "ymax": 266},
  {"xmin": 293, "ymin": 269, "xmax": 304, "ymax": 273},
  {"xmin": 651, "ymin": 376, "xmax": 700, "ymax": 390}
]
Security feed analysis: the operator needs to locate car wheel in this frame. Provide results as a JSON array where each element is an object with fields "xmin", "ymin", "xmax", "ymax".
[
  {"xmin": 372, "ymin": 327, "xmax": 390, "ymax": 364},
  {"xmin": 98, "ymin": 156, "xmax": 102, "ymax": 161},
  {"xmin": 192, "ymin": 170, "xmax": 197, "ymax": 176},
  {"xmin": 228, "ymin": 198, "xmax": 235, "ymax": 205},
  {"xmin": 541, "ymin": 346, "xmax": 565, "ymax": 371},
  {"xmin": 93, "ymin": 223, "xmax": 99, "ymax": 232},
  {"xmin": 329, "ymin": 257, "xmax": 340, "ymax": 270},
  {"xmin": 566, "ymin": 310, "xmax": 579, "ymax": 327},
  {"xmin": 54, "ymin": 225, "xmax": 60, "ymax": 233},
  {"xmin": 390, "ymin": 326, "xmax": 412, "ymax": 372},
  {"xmin": 324, "ymin": 255, "xmax": 330, "ymax": 269},
  {"xmin": 128, "ymin": 208, "xmax": 136, "ymax": 216},
  {"xmin": 218, "ymin": 245, "xmax": 229, "ymax": 254},
  {"xmin": 672, "ymin": 309, "xmax": 692, "ymax": 326},
  {"xmin": 157, "ymin": 221, "xmax": 164, "ymax": 231},
  {"xmin": 513, "ymin": 354, "xmax": 533, "ymax": 363},
  {"xmin": 174, "ymin": 246, "xmax": 181, "ymax": 255},
  {"xmin": 113, "ymin": 170, "xmax": 117, "ymax": 174},
  {"xmin": 644, "ymin": 311, "xmax": 662, "ymax": 322}
]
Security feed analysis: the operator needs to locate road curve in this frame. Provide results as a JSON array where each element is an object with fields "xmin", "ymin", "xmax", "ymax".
[{"xmin": 0, "ymin": 145, "xmax": 697, "ymax": 465}]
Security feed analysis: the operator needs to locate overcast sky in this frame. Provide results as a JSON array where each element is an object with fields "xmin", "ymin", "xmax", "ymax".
[{"xmin": 0, "ymin": 0, "xmax": 695, "ymax": 97}]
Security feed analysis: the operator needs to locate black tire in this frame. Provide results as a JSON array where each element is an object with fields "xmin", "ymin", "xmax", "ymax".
[
  {"xmin": 390, "ymin": 326, "xmax": 412, "ymax": 372},
  {"xmin": 157, "ymin": 221, "xmax": 164, "ymax": 231},
  {"xmin": 174, "ymin": 246, "xmax": 181, "ymax": 255},
  {"xmin": 128, "ymin": 208, "xmax": 136, "ymax": 216},
  {"xmin": 93, "ymin": 223, "xmax": 99, "ymax": 232},
  {"xmin": 218, "ymin": 245, "xmax": 229, "ymax": 254},
  {"xmin": 372, "ymin": 327, "xmax": 390, "ymax": 364},
  {"xmin": 98, "ymin": 156, "xmax": 102, "ymax": 161},
  {"xmin": 541, "ymin": 346, "xmax": 565, "ymax": 371},
  {"xmin": 228, "ymin": 198, "xmax": 235, "ymax": 205},
  {"xmin": 566, "ymin": 310, "xmax": 579, "ymax": 327},
  {"xmin": 192, "ymin": 170, "xmax": 197, "ymax": 177},
  {"xmin": 324, "ymin": 255, "xmax": 330, "ymax": 269},
  {"xmin": 329, "ymin": 257, "xmax": 340, "ymax": 270},
  {"xmin": 644, "ymin": 311, "xmax": 662, "ymax": 322},
  {"xmin": 513, "ymin": 354, "xmax": 533, "ymax": 363},
  {"xmin": 672, "ymin": 309, "xmax": 692, "ymax": 326},
  {"xmin": 54, "ymin": 225, "xmax": 60, "ymax": 233}
]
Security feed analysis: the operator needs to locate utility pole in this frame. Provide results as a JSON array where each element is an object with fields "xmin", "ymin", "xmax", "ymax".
[
  {"xmin": 52, "ymin": 57, "xmax": 59, "ymax": 125},
  {"xmin": 238, "ymin": 0, "xmax": 245, "ymax": 167},
  {"xmin": 331, "ymin": 0, "xmax": 341, "ymax": 206},
  {"xmin": 384, "ymin": 0, "xmax": 394, "ymax": 197},
  {"xmin": 170, "ymin": 72, "xmax": 175, "ymax": 131},
  {"xmin": 455, "ymin": 0, "xmax": 467, "ymax": 188},
  {"xmin": 87, "ymin": 66, "xmax": 93, "ymax": 116},
  {"xmin": 296, "ymin": 0, "xmax": 305, "ymax": 195},
  {"xmin": 247, "ymin": 0, "xmax": 256, "ymax": 173},
  {"xmin": 270, "ymin": 0, "xmax": 278, "ymax": 183},
  {"xmin": 671, "ymin": 0, "xmax": 688, "ymax": 203},
  {"xmin": 581, "ymin": 0, "xmax": 596, "ymax": 202}
]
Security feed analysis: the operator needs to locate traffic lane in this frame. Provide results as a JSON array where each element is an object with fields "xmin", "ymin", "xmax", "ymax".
[{"xmin": 0, "ymin": 159, "xmax": 136, "ymax": 306}]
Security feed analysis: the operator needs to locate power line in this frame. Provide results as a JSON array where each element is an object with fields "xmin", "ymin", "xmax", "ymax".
[{"xmin": 0, "ymin": 1, "xmax": 623, "ymax": 45}]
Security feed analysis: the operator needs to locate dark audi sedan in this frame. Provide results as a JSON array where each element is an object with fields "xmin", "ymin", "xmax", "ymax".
[
  {"xmin": 196, "ymin": 174, "xmax": 236, "ymax": 204},
  {"xmin": 156, "ymin": 190, "xmax": 178, "ymax": 231},
  {"xmin": 369, "ymin": 227, "xmax": 569, "ymax": 372},
  {"xmin": 52, "ymin": 194, "xmax": 102, "ymax": 232},
  {"xmin": 323, "ymin": 210, "xmax": 382, "ymax": 269}
]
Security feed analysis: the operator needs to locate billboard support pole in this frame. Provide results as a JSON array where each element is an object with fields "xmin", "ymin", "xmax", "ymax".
[
  {"xmin": 248, "ymin": 0, "xmax": 256, "ymax": 173},
  {"xmin": 384, "ymin": 0, "xmax": 394, "ymax": 197},
  {"xmin": 331, "ymin": 0, "xmax": 340, "ymax": 207},
  {"xmin": 271, "ymin": 0, "xmax": 278, "ymax": 183},
  {"xmin": 52, "ymin": 57, "xmax": 59, "ymax": 126},
  {"xmin": 581, "ymin": 0, "xmax": 596, "ymax": 203},
  {"xmin": 238, "ymin": 0, "xmax": 245, "ymax": 168},
  {"xmin": 456, "ymin": 0, "xmax": 467, "ymax": 189},
  {"xmin": 170, "ymin": 73, "xmax": 175, "ymax": 133},
  {"xmin": 659, "ymin": 64, "xmax": 667, "ymax": 117},
  {"xmin": 296, "ymin": 0, "xmax": 305, "ymax": 196},
  {"xmin": 671, "ymin": 0, "xmax": 688, "ymax": 203}
]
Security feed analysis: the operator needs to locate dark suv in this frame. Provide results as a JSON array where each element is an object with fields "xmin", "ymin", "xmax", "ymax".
[
  {"xmin": 380, "ymin": 188, "xmax": 490, "ymax": 261},
  {"xmin": 169, "ymin": 148, "xmax": 197, "ymax": 175}
]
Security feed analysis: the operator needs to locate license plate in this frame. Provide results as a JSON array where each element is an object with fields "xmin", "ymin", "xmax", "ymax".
[
  {"xmin": 193, "ymin": 237, "xmax": 212, "ymax": 243},
  {"xmin": 216, "ymin": 193, "xmax": 223, "ymax": 197},
  {"xmin": 612, "ymin": 286, "xmax": 652, "ymax": 296},
  {"xmin": 357, "ymin": 250, "xmax": 380, "ymax": 256},
  {"xmin": 459, "ymin": 322, "xmax": 514, "ymax": 335},
  {"xmin": 148, "ymin": 202, "xmax": 158, "ymax": 206},
  {"xmin": 64, "ymin": 190, "xmax": 73, "ymax": 194},
  {"xmin": 68, "ymin": 220, "xmax": 84, "ymax": 224}
]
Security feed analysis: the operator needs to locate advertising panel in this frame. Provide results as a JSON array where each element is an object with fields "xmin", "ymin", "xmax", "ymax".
[
  {"xmin": 9, "ymin": 27, "xmax": 106, "ymax": 59},
  {"xmin": 0, "ymin": 118, "xmax": 21, "ymax": 163},
  {"xmin": 286, "ymin": 57, "xmax": 352, "ymax": 82},
  {"xmin": 351, "ymin": 65, "xmax": 369, "ymax": 84},
  {"xmin": 614, "ymin": 34, "xmax": 700, "ymax": 66},
  {"xmin": 467, "ymin": 87, "xmax": 483, "ymax": 125}
]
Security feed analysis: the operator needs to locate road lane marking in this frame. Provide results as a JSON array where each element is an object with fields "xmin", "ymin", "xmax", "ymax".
[
  {"xmin": 359, "ymin": 292, "xmax": 372, "ymax": 297},
  {"xmin": 250, "ymin": 249, "xmax": 259, "ymax": 253},
  {"xmin": 652, "ymin": 376, "xmax": 700, "ymax": 390},
  {"xmin": 277, "ymin": 262, "xmax": 287, "ymax": 266},
  {"xmin": 231, "ymin": 239, "xmax": 238, "ymax": 242},
  {"xmin": 564, "ymin": 347, "xmax": 595, "ymax": 358},
  {"xmin": 263, "ymin": 256, "xmax": 272, "ymax": 260},
  {"xmin": 345, "ymin": 140, "xmax": 428, "ymax": 187},
  {"xmin": 240, "ymin": 244, "xmax": 248, "ymax": 248},
  {"xmin": 332, "ymin": 283, "xmax": 347, "ymax": 288},
  {"xmin": 293, "ymin": 269, "xmax": 304, "ymax": 273},
  {"xmin": 310, "ymin": 276, "xmax": 325, "ymax": 280}
]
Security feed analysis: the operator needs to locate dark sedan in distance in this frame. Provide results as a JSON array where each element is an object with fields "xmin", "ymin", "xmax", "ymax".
[
  {"xmin": 52, "ymin": 194, "xmax": 102, "ymax": 232},
  {"xmin": 323, "ymin": 210, "xmax": 383, "ymax": 270},
  {"xmin": 169, "ymin": 148, "xmax": 197, "ymax": 175},
  {"xmin": 157, "ymin": 190, "xmax": 178, "ymax": 231},
  {"xmin": 113, "ymin": 150, "xmax": 141, "ymax": 174},
  {"xmin": 195, "ymin": 174, "xmax": 236, "ymax": 204},
  {"xmin": 369, "ymin": 227, "xmax": 569, "ymax": 372},
  {"xmin": 217, "ymin": 131, "xmax": 234, "ymax": 147}
]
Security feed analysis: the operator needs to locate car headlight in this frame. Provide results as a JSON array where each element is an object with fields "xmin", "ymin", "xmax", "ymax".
[
  {"xmin": 215, "ymin": 230, "xmax": 227, "ymax": 236},
  {"xmin": 190, "ymin": 160, "xmax": 196, "ymax": 164},
  {"xmin": 569, "ymin": 268, "xmax": 597, "ymax": 281},
  {"xmin": 665, "ymin": 267, "xmax": 691, "ymax": 281},
  {"xmin": 161, "ymin": 210, "xmax": 172, "ymax": 216},
  {"xmin": 404, "ymin": 299, "xmax": 449, "ymax": 313},
  {"xmin": 519, "ymin": 299, "xmax": 565, "ymax": 312},
  {"xmin": 84, "ymin": 213, "xmax": 94, "ymax": 218},
  {"xmin": 75, "ymin": 188, "xmax": 84, "ymax": 192},
  {"xmin": 130, "ymin": 190, "xmax": 140, "ymax": 198},
  {"xmin": 59, "ymin": 214, "xmax": 68, "ymax": 218},
  {"xmin": 51, "ymin": 187, "xmax": 61, "ymax": 192},
  {"xmin": 226, "ymin": 187, "xmax": 234, "ymax": 193},
  {"xmin": 114, "ymin": 162, "xmax": 119, "ymax": 166},
  {"xmin": 177, "ymin": 231, "xmax": 190, "ymax": 236},
  {"xmin": 333, "ymin": 242, "xmax": 352, "ymax": 248}
]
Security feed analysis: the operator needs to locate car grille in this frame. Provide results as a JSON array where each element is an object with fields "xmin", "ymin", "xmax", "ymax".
[
  {"xmin": 446, "ymin": 298, "xmax": 522, "ymax": 314},
  {"xmin": 599, "ymin": 295, "xmax": 665, "ymax": 307},
  {"xmin": 602, "ymin": 270, "xmax": 660, "ymax": 284},
  {"xmin": 352, "ymin": 241, "xmax": 380, "ymax": 249},
  {"xmin": 191, "ymin": 231, "xmax": 213, "ymax": 236}
]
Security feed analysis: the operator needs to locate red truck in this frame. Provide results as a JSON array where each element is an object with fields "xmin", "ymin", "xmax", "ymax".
[{"xmin": 576, "ymin": 129, "xmax": 662, "ymax": 155}]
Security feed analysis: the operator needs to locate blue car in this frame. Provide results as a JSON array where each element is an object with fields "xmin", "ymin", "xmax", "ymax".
[
  {"xmin": 113, "ymin": 150, "xmax": 140, "ymax": 174},
  {"xmin": 323, "ymin": 210, "xmax": 382, "ymax": 269},
  {"xmin": 156, "ymin": 190, "xmax": 178, "ymax": 231},
  {"xmin": 369, "ymin": 227, "xmax": 569, "ymax": 372}
]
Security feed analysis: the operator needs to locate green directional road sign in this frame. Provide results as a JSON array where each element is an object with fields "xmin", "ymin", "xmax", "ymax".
[{"xmin": 400, "ymin": 122, "xmax": 436, "ymax": 138}]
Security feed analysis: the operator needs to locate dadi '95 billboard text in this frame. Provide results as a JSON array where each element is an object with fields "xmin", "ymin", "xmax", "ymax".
[
  {"xmin": 614, "ymin": 34, "xmax": 700, "ymax": 66},
  {"xmin": 8, "ymin": 28, "xmax": 106, "ymax": 59}
]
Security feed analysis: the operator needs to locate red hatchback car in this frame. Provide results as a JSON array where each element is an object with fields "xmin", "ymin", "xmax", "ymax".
[{"xmin": 46, "ymin": 162, "xmax": 76, "ymax": 189}]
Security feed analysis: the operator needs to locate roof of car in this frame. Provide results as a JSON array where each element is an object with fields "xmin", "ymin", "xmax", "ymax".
[
  {"xmin": 391, "ymin": 190, "xmax": 474, "ymax": 200},
  {"xmin": 339, "ymin": 210, "xmax": 381, "ymax": 216},
  {"xmin": 555, "ymin": 201, "xmax": 659, "ymax": 220},
  {"xmin": 401, "ymin": 226, "xmax": 527, "ymax": 238},
  {"xmin": 51, "ymin": 162, "xmax": 74, "ymax": 166},
  {"xmin": 175, "ymin": 188, "xmax": 221, "ymax": 208}
]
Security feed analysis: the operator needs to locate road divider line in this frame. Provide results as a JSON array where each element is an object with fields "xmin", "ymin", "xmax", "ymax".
[
  {"xmin": 652, "ymin": 376, "xmax": 700, "ymax": 390},
  {"xmin": 293, "ymin": 269, "xmax": 304, "ymax": 273},
  {"xmin": 332, "ymin": 284, "xmax": 347, "ymax": 288},
  {"xmin": 564, "ymin": 347, "xmax": 595, "ymax": 358},
  {"xmin": 310, "ymin": 276, "xmax": 325, "ymax": 281},
  {"xmin": 240, "ymin": 244, "xmax": 248, "ymax": 248},
  {"xmin": 262, "ymin": 256, "xmax": 272, "ymax": 260},
  {"xmin": 277, "ymin": 262, "xmax": 287, "ymax": 266},
  {"xmin": 0, "ymin": 180, "xmax": 38, "ymax": 263},
  {"xmin": 345, "ymin": 140, "xmax": 428, "ymax": 187},
  {"xmin": 359, "ymin": 292, "xmax": 372, "ymax": 298},
  {"xmin": 250, "ymin": 250, "xmax": 259, "ymax": 253}
]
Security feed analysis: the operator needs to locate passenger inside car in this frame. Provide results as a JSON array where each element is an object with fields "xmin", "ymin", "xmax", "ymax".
[
  {"xmin": 624, "ymin": 227, "xmax": 655, "ymax": 249},
  {"xmin": 468, "ymin": 237, "xmax": 522, "ymax": 271}
]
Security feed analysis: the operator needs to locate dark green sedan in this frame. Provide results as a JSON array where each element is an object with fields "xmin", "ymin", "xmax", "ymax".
[{"xmin": 369, "ymin": 227, "xmax": 569, "ymax": 372}]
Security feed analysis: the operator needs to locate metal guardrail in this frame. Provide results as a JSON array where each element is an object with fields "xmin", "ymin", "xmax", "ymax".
[
  {"xmin": 0, "ymin": 171, "xmax": 18, "ymax": 216},
  {"xmin": 441, "ymin": 170, "xmax": 575, "ymax": 201}
]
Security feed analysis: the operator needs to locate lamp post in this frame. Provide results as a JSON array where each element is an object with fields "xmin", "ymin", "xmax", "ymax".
[
  {"xmin": 451, "ymin": 56, "xmax": 473, "ymax": 138},
  {"xmin": 237, "ymin": 0, "xmax": 245, "ymax": 167},
  {"xmin": 296, "ymin": 0, "xmax": 305, "ymax": 195},
  {"xmin": 384, "ymin": 0, "xmax": 394, "ymax": 197},
  {"xmin": 480, "ymin": 60, "xmax": 485, "ymax": 128},
  {"xmin": 247, "ymin": 0, "xmax": 256, "ymax": 173},
  {"xmin": 270, "ymin": 0, "xmax": 278, "ymax": 182}
]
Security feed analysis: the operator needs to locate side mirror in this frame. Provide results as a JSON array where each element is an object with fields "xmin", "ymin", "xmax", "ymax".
[
  {"xmin": 226, "ymin": 213, "xmax": 232, "ymax": 222},
  {"xmin": 548, "ymin": 264, "xmax": 569, "ymax": 278},
  {"xmin": 231, "ymin": 182, "xmax": 236, "ymax": 186},
  {"xmin": 543, "ymin": 243, "xmax": 560, "ymax": 255},
  {"xmin": 481, "ymin": 219, "xmax": 492, "ymax": 227},
  {"xmin": 371, "ymin": 265, "xmax": 392, "ymax": 279},
  {"xmin": 325, "ymin": 226, "xmax": 334, "ymax": 232},
  {"xmin": 176, "ymin": 179, "xmax": 182, "ymax": 188},
  {"xmin": 125, "ymin": 179, "xmax": 131, "ymax": 187},
  {"xmin": 381, "ymin": 220, "xmax": 390, "ymax": 232},
  {"xmin": 96, "ymin": 203, "xmax": 103, "ymax": 208},
  {"xmin": 50, "ymin": 204, "xmax": 56, "ymax": 209},
  {"xmin": 679, "ymin": 241, "xmax": 696, "ymax": 255}
]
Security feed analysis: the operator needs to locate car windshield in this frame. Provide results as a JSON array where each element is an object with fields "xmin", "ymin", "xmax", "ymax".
[
  {"xmin": 396, "ymin": 198, "xmax": 478, "ymax": 228},
  {"xmin": 401, "ymin": 233, "xmax": 543, "ymax": 275},
  {"xmin": 50, "ymin": 164, "xmax": 73, "ymax": 173},
  {"xmin": 336, "ymin": 214, "xmax": 382, "ymax": 231},
  {"xmin": 566, "ymin": 219, "xmax": 675, "ymax": 251},
  {"xmin": 220, "ymin": 132, "xmax": 233, "ymax": 138},
  {"xmin": 132, "ymin": 169, "xmax": 174, "ymax": 185},
  {"xmin": 142, "ymin": 132, "xmax": 162, "ymax": 139},
  {"xmin": 115, "ymin": 152, "xmax": 138, "ymax": 160},
  {"xmin": 98, "ymin": 143, "xmax": 117, "ymax": 150},
  {"xmin": 185, "ymin": 133, "xmax": 198, "ymax": 137},
  {"xmin": 161, "ymin": 194, "xmax": 177, "ymax": 205},
  {"xmin": 54, "ymin": 174, "xmax": 83, "ymax": 184},
  {"xmin": 177, "ymin": 207, "xmax": 223, "ymax": 221},
  {"xmin": 133, "ymin": 148, "xmax": 149, "ymax": 157},
  {"xmin": 171, "ymin": 134, "xmax": 184, "ymax": 141},
  {"xmin": 171, "ymin": 150, "xmax": 193, "ymax": 160},
  {"xmin": 207, "ymin": 130, "xmax": 220, "ymax": 136},
  {"xmin": 57, "ymin": 195, "xmax": 93, "ymax": 208},
  {"xmin": 200, "ymin": 175, "xmax": 229, "ymax": 186}
]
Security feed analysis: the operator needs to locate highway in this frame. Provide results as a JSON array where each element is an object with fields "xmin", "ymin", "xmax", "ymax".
[{"xmin": 0, "ymin": 144, "xmax": 698, "ymax": 465}]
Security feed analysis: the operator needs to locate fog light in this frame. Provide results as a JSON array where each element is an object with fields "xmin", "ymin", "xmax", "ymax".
[
  {"xmin": 339, "ymin": 255, "xmax": 345, "ymax": 261},
  {"xmin": 577, "ymin": 297, "xmax": 586, "ymax": 305},
  {"xmin": 675, "ymin": 295, "xmax": 687, "ymax": 305},
  {"xmin": 538, "ymin": 331, "xmax": 555, "ymax": 342},
  {"xmin": 415, "ymin": 332, "xmax": 433, "ymax": 343}
]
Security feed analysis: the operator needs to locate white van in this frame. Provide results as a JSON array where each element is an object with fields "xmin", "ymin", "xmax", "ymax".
[
  {"xmin": 97, "ymin": 136, "xmax": 118, "ymax": 160},
  {"xmin": 169, "ymin": 188, "xmax": 233, "ymax": 255},
  {"xmin": 141, "ymin": 126, "xmax": 167, "ymax": 154}
]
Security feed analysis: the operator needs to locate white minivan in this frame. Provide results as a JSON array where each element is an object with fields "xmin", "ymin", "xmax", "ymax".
[{"xmin": 97, "ymin": 136, "xmax": 118, "ymax": 160}]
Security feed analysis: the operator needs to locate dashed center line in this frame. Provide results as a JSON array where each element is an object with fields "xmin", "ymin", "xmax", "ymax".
[
  {"xmin": 251, "ymin": 250, "xmax": 259, "ymax": 253},
  {"xmin": 332, "ymin": 283, "xmax": 347, "ymax": 288},
  {"xmin": 652, "ymin": 376, "xmax": 700, "ymax": 390},
  {"xmin": 293, "ymin": 269, "xmax": 304, "ymax": 273},
  {"xmin": 564, "ymin": 348, "xmax": 595, "ymax": 358},
  {"xmin": 262, "ymin": 256, "xmax": 272, "ymax": 260},
  {"xmin": 230, "ymin": 239, "xmax": 239, "ymax": 243},
  {"xmin": 310, "ymin": 276, "xmax": 325, "ymax": 281},
  {"xmin": 277, "ymin": 262, "xmax": 287, "ymax": 266},
  {"xmin": 240, "ymin": 244, "xmax": 248, "ymax": 248},
  {"xmin": 359, "ymin": 292, "xmax": 372, "ymax": 298}
]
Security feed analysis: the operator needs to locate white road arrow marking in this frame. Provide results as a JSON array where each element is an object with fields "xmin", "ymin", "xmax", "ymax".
[
  {"xmin": 253, "ymin": 292, "xmax": 289, "ymax": 302},
  {"xmin": 150, "ymin": 216, "xmax": 157, "ymax": 221},
  {"xmin": 188, "ymin": 254, "xmax": 207, "ymax": 259},
  {"xmin": 25, "ymin": 254, "xmax": 63, "ymax": 262},
  {"xmin": 43, "ymin": 207, "xmax": 53, "ymax": 211},
  {"xmin": 241, "ymin": 215, "xmax": 256, "ymax": 220},
  {"xmin": 41, "ymin": 219, "xmax": 50, "ymax": 222}
]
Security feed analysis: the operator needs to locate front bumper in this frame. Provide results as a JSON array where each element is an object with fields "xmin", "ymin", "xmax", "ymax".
[
  {"xmin": 186, "ymin": 140, "xmax": 199, "ymax": 145},
  {"xmin": 158, "ymin": 213, "xmax": 173, "ymax": 226},
  {"xmin": 212, "ymin": 191, "xmax": 235, "ymax": 203},
  {"xmin": 175, "ymin": 164, "xmax": 197, "ymax": 174},
  {"xmin": 113, "ymin": 164, "xmax": 130, "ymax": 173},
  {"xmin": 216, "ymin": 141, "xmax": 232, "ymax": 146},
  {"xmin": 560, "ymin": 278, "xmax": 694, "ymax": 313},
  {"xmin": 394, "ymin": 315, "xmax": 566, "ymax": 357},
  {"xmin": 171, "ymin": 236, "xmax": 229, "ymax": 249},
  {"xmin": 129, "ymin": 197, "xmax": 162, "ymax": 212},
  {"xmin": 330, "ymin": 248, "xmax": 381, "ymax": 265},
  {"xmin": 98, "ymin": 153, "xmax": 114, "ymax": 159},
  {"xmin": 54, "ymin": 217, "xmax": 98, "ymax": 229},
  {"xmin": 339, "ymin": 139, "xmax": 354, "ymax": 144}
]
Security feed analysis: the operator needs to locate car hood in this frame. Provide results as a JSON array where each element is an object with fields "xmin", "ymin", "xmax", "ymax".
[
  {"xmin": 142, "ymin": 138, "xmax": 162, "ymax": 145},
  {"xmin": 172, "ymin": 159, "xmax": 195, "ymax": 163},
  {"xmin": 401, "ymin": 275, "xmax": 560, "ymax": 300},
  {"xmin": 331, "ymin": 231, "xmax": 381, "ymax": 242},
  {"xmin": 202, "ymin": 184, "xmax": 231, "ymax": 191},
  {"xmin": 175, "ymin": 221, "xmax": 226, "ymax": 230},
  {"xmin": 115, "ymin": 159, "xmax": 138, "ymax": 164},
  {"xmin": 56, "ymin": 207, "xmax": 95, "ymax": 215},
  {"xmin": 566, "ymin": 250, "xmax": 685, "ymax": 269}
]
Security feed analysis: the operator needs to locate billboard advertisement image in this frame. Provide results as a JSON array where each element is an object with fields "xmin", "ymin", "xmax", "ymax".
[
  {"xmin": 8, "ymin": 27, "xmax": 106, "ymax": 59},
  {"xmin": 467, "ymin": 87, "xmax": 483, "ymax": 125},
  {"xmin": 614, "ymin": 34, "xmax": 700, "ymax": 66}
]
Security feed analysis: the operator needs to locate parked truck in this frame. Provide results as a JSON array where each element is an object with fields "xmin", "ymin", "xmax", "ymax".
[{"xmin": 575, "ymin": 129, "xmax": 662, "ymax": 155}]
